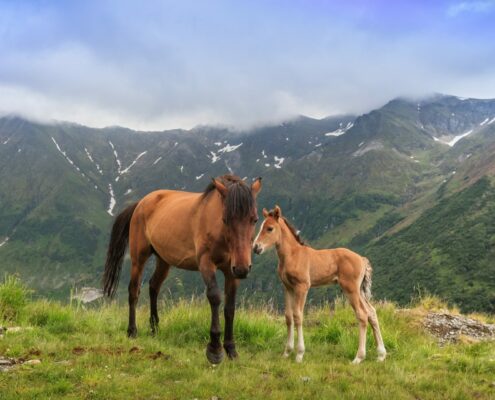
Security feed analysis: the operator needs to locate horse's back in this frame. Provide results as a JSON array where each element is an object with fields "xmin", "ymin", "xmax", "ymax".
[{"xmin": 132, "ymin": 189, "xmax": 203, "ymax": 268}]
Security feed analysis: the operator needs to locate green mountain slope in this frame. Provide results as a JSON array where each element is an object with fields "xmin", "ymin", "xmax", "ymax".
[{"xmin": 1, "ymin": 94, "xmax": 495, "ymax": 311}]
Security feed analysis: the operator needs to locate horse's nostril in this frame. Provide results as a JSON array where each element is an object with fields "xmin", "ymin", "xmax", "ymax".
[{"xmin": 249, "ymin": 265, "xmax": 252, "ymax": 272}]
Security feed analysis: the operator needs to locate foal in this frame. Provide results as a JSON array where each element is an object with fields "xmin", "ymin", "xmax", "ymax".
[{"xmin": 253, "ymin": 206, "xmax": 386, "ymax": 364}]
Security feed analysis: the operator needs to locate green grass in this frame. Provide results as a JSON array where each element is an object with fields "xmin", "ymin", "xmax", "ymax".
[{"xmin": 1, "ymin": 287, "xmax": 494, "ymax": 399}]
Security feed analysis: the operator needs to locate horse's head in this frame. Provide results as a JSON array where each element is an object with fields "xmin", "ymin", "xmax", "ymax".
[
  {"xmin": 252, "ymin": 205, "xmax": 283, "ymax": 255},
  {"xmin": 211, "ymin": 176, "xmax": 262, "ymax": 279}
]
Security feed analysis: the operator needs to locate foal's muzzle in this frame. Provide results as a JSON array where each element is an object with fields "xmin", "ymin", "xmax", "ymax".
[
  {"xmin": 232, "ymin": 265, "xmax": 251, "ymax": 279},
  {"xmin": 253, "ymin": 243, "xmax": 263, "ymax": 255}
]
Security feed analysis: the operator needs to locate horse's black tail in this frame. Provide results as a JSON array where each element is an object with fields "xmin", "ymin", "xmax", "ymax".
[{"xmin": 103, "ymin": 202, "xmax": 139, "ymax": 298}]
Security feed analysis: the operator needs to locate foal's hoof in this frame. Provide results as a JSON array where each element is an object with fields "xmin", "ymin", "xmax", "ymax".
[
  {"xmin": 224, "ymin": 343, "xmax": 238, "ymax": 360},
  {"xmin": 206, "ymin": 344, "xmax": 224, "ymax": 364},
  {"xmin": 351, "ymin": 356, "xmax": 364, "ymax": 364}
]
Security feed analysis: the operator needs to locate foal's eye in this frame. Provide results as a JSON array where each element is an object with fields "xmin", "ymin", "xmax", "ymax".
[
  {"xmin": 252, "ymin": 218, "xmax": 258, "ymax": 224},
  {"xmin": 267, "ymin": 227, "xmax": 273, "ymax": 232}
]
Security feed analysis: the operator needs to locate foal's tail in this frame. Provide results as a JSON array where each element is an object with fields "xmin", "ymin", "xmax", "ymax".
[
  {"xmin": 360, "ymin": 257, "xmax": 373, "ymax": 301},
  {"xmin": 103, "ymin": 202, "xmax": 139, "ymax": 298}
]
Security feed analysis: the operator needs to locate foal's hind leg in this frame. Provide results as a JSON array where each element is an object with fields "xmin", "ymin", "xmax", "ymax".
[
  {"xmin": 149, "ymin": 256, "xmax": 171, "ymax": 335},
  {"xmin": 364, "ymin": 299, "xmax": 387, "ymax": 361},
  {"xmin": 342, "ymin": 287, "xmax": 369, "ymax": 364}
]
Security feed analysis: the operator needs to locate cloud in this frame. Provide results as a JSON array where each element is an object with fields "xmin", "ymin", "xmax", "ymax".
[
  {"xmin": 447, "ymin": 1, "xmax": 495, "ymax": 16},
  {"xmin": 0, "ymin": 1, "xmax": 494, "ymax": 130}
]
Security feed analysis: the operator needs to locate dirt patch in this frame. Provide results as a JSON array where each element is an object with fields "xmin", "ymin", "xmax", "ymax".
[
  {"xmin": 149, "ymin": 351, "xmax": 171, "ymax": 360},
  {"xmin": 0, "ymin": 356, "xmax": 41, "ymax": 372},
  {"xmin": 72, "ymin": 346, "xmax": 86, "ymax": 355},
  {"xmin": 424, "ymin": 312, "xmax": 495, "ymax": 344}
]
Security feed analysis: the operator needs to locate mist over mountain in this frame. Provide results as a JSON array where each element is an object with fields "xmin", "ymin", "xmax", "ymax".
[{"xmin": 1, "ymin": 94, "xmax": 495, "ymax": 312}]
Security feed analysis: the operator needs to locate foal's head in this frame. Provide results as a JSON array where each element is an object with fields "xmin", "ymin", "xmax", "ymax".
[
  {"xmin": 208, "ymin": 175, "xmax": 262, "ymax": 279},
  {"xmin": 253, "ymin": 205, "xmax": 304, "ymax": 254}
]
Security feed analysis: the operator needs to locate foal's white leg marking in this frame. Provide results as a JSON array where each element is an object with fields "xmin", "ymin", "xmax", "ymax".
[
  {"xmin": 295, "ymin": 323, "xmax": 305, "ymax": 363},
  {"xmin": 283, "ymin": 290, "xmax": 294, "ymax": 357},
  {"xmin": 365, "ymin": 301, "xmax": 387, "ymax": 361}
]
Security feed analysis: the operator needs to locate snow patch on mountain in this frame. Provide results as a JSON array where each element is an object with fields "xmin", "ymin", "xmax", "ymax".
[
  {"xmin": 324, "ymin": 122, "xmax": 354, "ymax": 137},
  {"xmin": 121, "ymin": 151, "xmax": 147, "ymax": 175},
  {"xmin": 84, "ymin": 147, "xmax": 103, "ymax": 175},
  {"xmin": 0, "ymin": 237, "xmax": 9, "ymax": 247},
  {"xmin": 2, "ymin": 138, "xmax": 10, "ymax": 145},
  {"xmin": 218, "ymin": 143, "xmax": 243, "ymax": 153},
  {"xmin": 51, "ymin": 137, "xmax": 89, "ymax": 181},
  {"xmin": 196, "ymin": 173, "xmax": 205, "ymax": 180},
  {"xmin": 448, "ymin": 130, "xmax": 473, "ymax": 146},
  {"xmin": 480, "ymin": 118, "xmax": 489, "ymax": 126},
  {"xmin": 209, "ymin": 151, "xmax": 220, "ymax": 163},
  {"xmin": 153, "ymin": 156, "xmax": 162, "ymax": 165},
  {"xmin": 352, "ymin": 141, "xmax": 384, "ymax": 157},
  {"xmin": 488, "ymin": 117, "xmax": 495, "ymax": 125},
  {"xmin": 274, "ymin": 156, "xmax": 285, "ymax": 169},
  {"xmin": 108, "ymin": 141, "xmax": 122, "ymax": 173},
  {"xmin": 107, "ymin": 184, "xmax": 116, "ymax": 216}
]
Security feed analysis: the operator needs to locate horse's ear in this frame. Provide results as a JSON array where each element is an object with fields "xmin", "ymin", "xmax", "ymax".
[
  {"xmin": 251, "ymin": 177, "xmax": 262, "ymax": 197},
  {"xmin": 262, "ymin": 208, "xmax": 269, "ymax": 218},
  {"xmin": 274, "ymin": 205, "xmax": 282, "ymax": 220},
  {"xmin": 212, "ymin": 178, "xmax": 228, "ymax": 197}
]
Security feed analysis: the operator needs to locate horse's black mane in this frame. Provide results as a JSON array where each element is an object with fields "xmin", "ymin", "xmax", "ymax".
[
  {"xmin": 268, "ymin": 210, "xmax": 305, "ymax": 245},
  {"xmin": 203, "ymin": 175, "xmax": 255, "ymax": 225}
]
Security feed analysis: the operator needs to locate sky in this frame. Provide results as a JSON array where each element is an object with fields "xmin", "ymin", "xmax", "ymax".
[{"xmin": 0, "ymin": 0, "xmax": 495, "ymax": 131}]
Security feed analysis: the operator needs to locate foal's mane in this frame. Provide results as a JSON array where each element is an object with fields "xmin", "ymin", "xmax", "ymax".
[
  {"xmin": 268, "ymin": 210, "xmax": 305, "ymax": 245},
  {"xmin": 202, "ymin": 174, "xmax": 255, "ymax": 225}
]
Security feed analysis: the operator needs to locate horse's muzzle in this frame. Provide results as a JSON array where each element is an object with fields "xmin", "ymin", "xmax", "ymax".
[
  {"xmin": 253, "ymin": 243, "xmax": 263, "ymax": 255},
  {"xmin": 232, "ymin": 265, "xmax": 251, "ymax": 279}
]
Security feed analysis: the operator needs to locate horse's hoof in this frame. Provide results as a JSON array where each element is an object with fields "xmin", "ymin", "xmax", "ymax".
[
  {"xmin": 351, "ymin": 357, "xmax": 364, "ymax": 364},
  {"xmin": 295, "ymin": 354, "xmax": 304, "ymax": 363},
  {"xmin": 377, "ymin": 353, "xmax": 387, "ymax": 362},
  {"xmin": 224, "ymin": 344, "xmax": 238, "ymax": 360},
  {"xmin": 127, "ymin": 328, "xmax": 138, "ymax": 338},
  {"xmin": 206, "ymin": 345, "xmax": 224, "ymax": 364}
]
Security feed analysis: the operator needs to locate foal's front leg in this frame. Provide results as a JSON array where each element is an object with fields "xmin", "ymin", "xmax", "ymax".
[
  {"xmin": 283, "ymin": 288, "xmax": 294, "ymax": 357},
  {"xmin": 200, "ymin": 259, "xmax": 224, "ymax": 364},
  {"xmin": 292, "ymin": 284, "xmax": 309, "ymax": 363}
]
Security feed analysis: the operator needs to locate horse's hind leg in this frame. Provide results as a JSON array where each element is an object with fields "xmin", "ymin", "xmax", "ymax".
[
  {"xmin": 149, "ymin": 256, "xmax": 171, "ymax": 335},
  {"xmin": 342, "ymin": 287, "xmax": 369, "ymax": 364},
  {"xmin": 127, "ymin": 231, "xmax": 152, "ymax": 338},
  {"xmin": 364, "ymin": 299, "xmax": 387, "ymax": 361}
]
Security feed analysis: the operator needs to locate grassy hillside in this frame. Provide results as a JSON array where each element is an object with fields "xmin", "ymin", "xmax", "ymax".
[
  {"xmin": 367, "ymin": 176, "xmax": 495, "ymax": 313},
  {"xmin": 1, "ymin": 277, "xmax": 494, "ymax": 399}
]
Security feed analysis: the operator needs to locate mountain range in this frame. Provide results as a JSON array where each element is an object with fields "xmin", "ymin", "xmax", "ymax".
[{"xmin": 1, "ymin": 94, "xmax": 494, "ymax": 312}]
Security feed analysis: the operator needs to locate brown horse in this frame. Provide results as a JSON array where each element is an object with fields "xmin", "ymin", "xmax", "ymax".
[
  {"xmin": 253, "ymin": 206, "xmax": 386, "ymax": 364},
  {"xmin": 103, "ymin": 174, "xmax": 262, "ymax": 364}
]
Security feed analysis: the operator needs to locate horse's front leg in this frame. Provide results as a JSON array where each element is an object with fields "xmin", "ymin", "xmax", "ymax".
[
  {"xmin": 292, "ymin": 284, "xmax": 309, "ymax": 363},
  {"xmin": 200, "ymin": 259, "xmax": 224, "ymax": 364},
  {"xmin": 223, "ymin": 276, "xmax": 240, "ymax": 359},
  {"xmin": 283, "ymin": 287, "xmax": 294, "ymax": 358}
]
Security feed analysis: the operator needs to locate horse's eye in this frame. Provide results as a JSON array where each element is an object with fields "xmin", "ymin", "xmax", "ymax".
[
  {"xmin": 267, "ymin": 227, "xmax": 273, "ymax": 232},
  {"xmin": 253, "ymin": 218, "xmax": 258, "ymax": 224}
]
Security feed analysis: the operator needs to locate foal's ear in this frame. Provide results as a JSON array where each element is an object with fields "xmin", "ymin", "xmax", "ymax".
[
  {"xmin": 212, "ymin": 178, "xmax": 228, "ymax": 197},
  {"xmin": 262, "ymin": 208, "xmax": 269, "ymax": 218},
  {"xmin": 251, "ymin": 177, "xmax": 262, "ymax": 197},
  {"xmin": 274, "ymin": 205, "xmax": 282, "ymax": 219}
]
